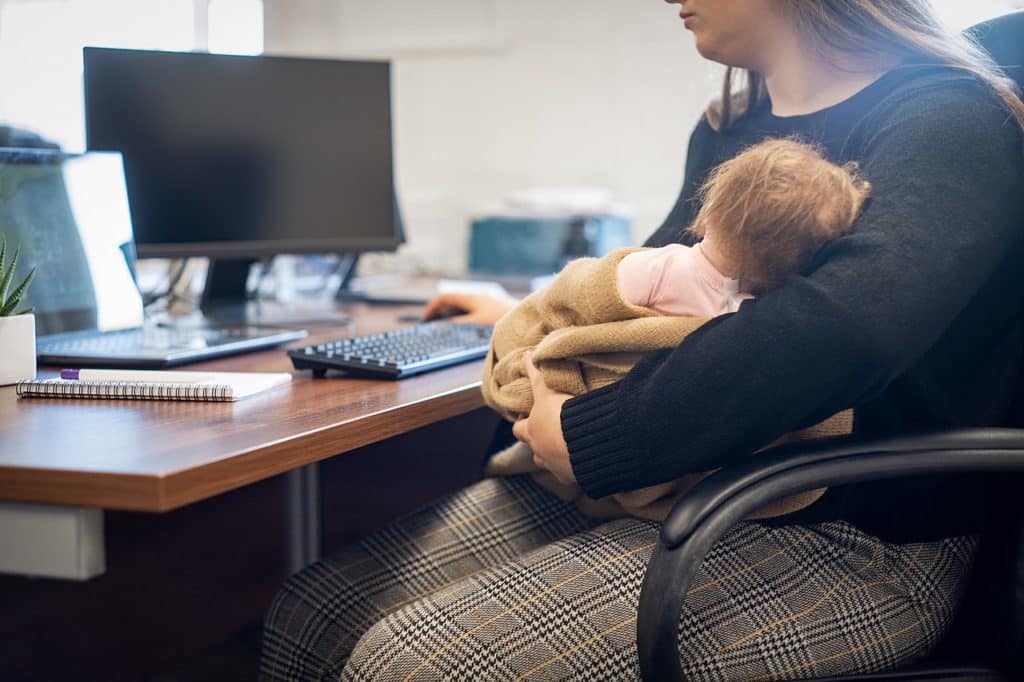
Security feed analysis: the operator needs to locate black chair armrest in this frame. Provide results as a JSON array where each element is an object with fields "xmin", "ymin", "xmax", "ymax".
[{"xmin": 637, "ymin": 428, "xmax": 1024, "ymax": 682}]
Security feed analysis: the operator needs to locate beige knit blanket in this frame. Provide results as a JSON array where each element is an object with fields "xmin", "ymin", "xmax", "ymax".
[{"xmin": 481, "ymin": 247, "xmax": 852, "ymax": 521}]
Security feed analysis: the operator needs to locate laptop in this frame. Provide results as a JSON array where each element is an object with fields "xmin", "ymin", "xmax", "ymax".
[{"xmin": 3, "ymin": 148, "xmax": 307, "ymax": 367}]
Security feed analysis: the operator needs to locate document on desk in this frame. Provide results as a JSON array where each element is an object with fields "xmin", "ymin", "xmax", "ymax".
[{"xmin": 15, "ymin": 369, "xmax": 292, "ymax": 402}]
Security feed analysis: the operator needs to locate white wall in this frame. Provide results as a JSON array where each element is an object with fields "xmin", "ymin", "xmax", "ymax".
[{"xmin": 263, "ymin": 0, "xmax": 718, "ymax": 275}]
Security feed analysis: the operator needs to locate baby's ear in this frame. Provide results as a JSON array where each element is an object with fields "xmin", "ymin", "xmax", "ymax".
[
  {"xmin": 687, "ymin": 216, "xmax": 708, "ymax": 239},
  {"xmin": 855, "ymin": 178, "xmax": 872, "ymax": 198}
]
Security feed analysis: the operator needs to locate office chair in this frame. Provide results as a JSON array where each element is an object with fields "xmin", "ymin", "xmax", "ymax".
[{"xmin": 636, "ymin": 10, "xmax": 1024, "ymax": 681}]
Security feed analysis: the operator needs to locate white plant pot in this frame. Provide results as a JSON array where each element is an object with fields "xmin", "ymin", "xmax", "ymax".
[{"xmin": 0, "ymin": 313, "xmax": 36, "ymax": 386}]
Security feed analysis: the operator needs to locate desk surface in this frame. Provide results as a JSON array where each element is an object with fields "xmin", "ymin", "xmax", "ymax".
[{"xmin": 0, "ymin": 304, "xmax": 487, "ymax": 512}]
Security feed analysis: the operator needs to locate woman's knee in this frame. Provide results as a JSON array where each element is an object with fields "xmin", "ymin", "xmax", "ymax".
[
  {"xmin": 340, "ymin": 610, "xmax": 409, "ymax": 681},
  {"xmin": 341, "ymin": 597, "xmax": 492, "ymax": 682},
  {"xmin": 265, "ymin": 562, "xmax": 338, "ymax": 639},
  {"xmin": 261, "ymin": 561, "xmax": 370, "ymax": 681}
]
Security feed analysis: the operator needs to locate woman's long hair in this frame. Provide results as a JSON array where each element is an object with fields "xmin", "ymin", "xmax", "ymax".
[{"xmin": 708, "ymin": 1, "xmax": 1024, "ymax": 132}]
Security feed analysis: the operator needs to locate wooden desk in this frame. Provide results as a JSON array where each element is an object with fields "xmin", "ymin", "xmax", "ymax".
[
  {"xmin": 0, "ymin": 303, "xmax": 487, "ymax": 512},
  {"xmin": 0, "ymin": 303, "xmax": 502, "ymax": 679}
]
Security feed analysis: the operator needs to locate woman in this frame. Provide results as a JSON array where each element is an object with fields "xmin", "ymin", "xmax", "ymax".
[{"xmin": 262, "ymin": 1, "xmax": 1024, "ymax": 679}]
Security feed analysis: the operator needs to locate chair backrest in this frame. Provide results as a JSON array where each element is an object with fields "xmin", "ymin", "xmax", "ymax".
[
  {"xmin": 947, "ymin": 12, "xmax": 1024, "ymax": 674},
  {"xmin": 966, "ymin": 10, "xmax": 1024, "ymax": 92},
  {"xmin": 990, "ymin": 12, "xmax": 1024, "ymax": 431}
]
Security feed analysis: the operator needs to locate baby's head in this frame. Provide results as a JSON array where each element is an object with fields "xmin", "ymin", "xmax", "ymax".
[{"xmin": 689, "ymin": 138, "xmax": 871, "ymax": 295}]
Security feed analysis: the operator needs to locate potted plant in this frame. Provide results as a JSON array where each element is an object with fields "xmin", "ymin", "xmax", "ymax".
[{"xmin": 0, "ymin": 237, "xmax": 36, "ymax": 385}]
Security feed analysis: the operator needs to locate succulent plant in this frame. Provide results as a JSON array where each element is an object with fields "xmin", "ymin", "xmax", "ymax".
[{"xmin": 0, "ymin": 237, "xmax": 35, "ymax": 317}]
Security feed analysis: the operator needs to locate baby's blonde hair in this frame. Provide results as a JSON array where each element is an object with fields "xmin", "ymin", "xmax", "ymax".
[{"xmin": 688, "ymin": 138, "xmax": 871, "ymax": 295}]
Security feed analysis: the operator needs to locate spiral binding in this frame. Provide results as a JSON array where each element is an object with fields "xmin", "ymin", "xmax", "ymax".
[{"xmin": 15, "ymin": 379, "xmax": 234, "ymax": 402}]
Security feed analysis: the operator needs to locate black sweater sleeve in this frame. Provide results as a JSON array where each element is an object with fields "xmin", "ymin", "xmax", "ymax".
[{"xmin": 564, "ymin": 80, "xmax": 1024, "ymax": 499}]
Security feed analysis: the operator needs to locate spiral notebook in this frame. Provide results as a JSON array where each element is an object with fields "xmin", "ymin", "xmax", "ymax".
[{"xmin": 16, "ymin": 370, "xmax": 292, "ymax": 402}]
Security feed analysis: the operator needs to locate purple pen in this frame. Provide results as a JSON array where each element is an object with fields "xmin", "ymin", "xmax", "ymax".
[{"xmin": 60, "ymin": 369, "xmax": 80, "ymax": 380}]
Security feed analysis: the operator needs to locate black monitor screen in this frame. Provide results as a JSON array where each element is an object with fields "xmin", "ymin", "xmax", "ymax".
[{"xmin": 83, "ymin": 47, "xmax": 399, "ymax": 258}]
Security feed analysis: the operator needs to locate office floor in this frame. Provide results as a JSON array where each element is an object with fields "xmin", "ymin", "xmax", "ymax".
[{"xmin": 148, "ymin": 625, "xmax": 261, "ymax": 682}]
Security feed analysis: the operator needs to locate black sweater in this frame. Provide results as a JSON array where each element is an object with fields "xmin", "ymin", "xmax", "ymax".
[{"xmin": 561, "ymin": 66, "xmax": 1024, "ymax": 543}]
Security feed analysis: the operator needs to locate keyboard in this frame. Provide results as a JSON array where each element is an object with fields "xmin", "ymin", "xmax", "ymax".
[{"xmin": 288, "ymin": 321, "xmax": 493, "ymax": 379}]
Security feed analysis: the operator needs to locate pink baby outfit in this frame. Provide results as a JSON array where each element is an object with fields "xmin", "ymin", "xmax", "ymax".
[{"xmin": 616, "ymin": 243, "xmax": 754, "ymax": 316}]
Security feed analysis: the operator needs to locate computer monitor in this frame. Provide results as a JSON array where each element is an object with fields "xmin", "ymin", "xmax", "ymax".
[{"xmin": 82, "ymin": 47, "xmax": 402, "ymax": 313}]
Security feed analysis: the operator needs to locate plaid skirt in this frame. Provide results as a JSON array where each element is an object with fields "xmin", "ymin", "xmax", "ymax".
[{"xmin": 260, "ymin": 475, "xmax": 976, "ymax": 681}]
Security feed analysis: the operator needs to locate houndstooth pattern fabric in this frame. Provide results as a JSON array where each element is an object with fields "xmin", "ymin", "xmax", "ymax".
[
  {"xmin": 260, "ymin": 476, "xmax": 977, "ymax": 681},
  {"xmin": 261, "ymin": 475, "xmax": 600, "ymax": 681}
]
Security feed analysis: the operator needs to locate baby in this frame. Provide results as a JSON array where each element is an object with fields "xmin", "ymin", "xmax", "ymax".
[
  {"xmin": 620, "ymin": 137, "xmax": 871, "ymax": 319},
  {"xmin": 482, "ymin": 138, "xmax": 871, "ymax": 521}
]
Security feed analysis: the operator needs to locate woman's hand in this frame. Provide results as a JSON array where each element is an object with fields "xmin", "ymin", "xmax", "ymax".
[
  {"xmin": 422, "ymin": 292, "xmax": 518, "ymax": 325},
  {"xmin": 513, "ymin": 353, "xmax": 576, "ymax": 485}
]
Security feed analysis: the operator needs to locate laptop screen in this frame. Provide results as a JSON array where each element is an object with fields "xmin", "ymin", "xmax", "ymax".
[{"xmin": 2, "ymin": 149, "xmax": 144, "ymax": 337}]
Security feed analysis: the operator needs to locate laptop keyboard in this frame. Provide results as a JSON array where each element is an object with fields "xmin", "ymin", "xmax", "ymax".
[
  {"xmin": 38, "ymin": 327, "xmax": 247, "ymax": 354},
  {"xmin": 289, "ymin": 321, "xmax": 493, "ymax": 379}
]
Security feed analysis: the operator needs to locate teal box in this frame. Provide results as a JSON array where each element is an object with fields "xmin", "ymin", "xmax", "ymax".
[{"xmin": 469, "ymin": 214, "xmax": 632, "ymax": 276}]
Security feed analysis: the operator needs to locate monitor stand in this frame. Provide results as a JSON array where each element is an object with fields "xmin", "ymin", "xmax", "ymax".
[{"xmin": 199, "ymin": 257, "xmax": 356, "ymax": 328}]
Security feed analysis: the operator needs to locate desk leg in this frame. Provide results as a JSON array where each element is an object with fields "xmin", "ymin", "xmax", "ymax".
[
  {"xmin": 285, "ymin": 463, "xmax": 321, "ymax": 575},
  {"xmin": 303, "ymin": 462, "xmax": 321, "ymax": 565}
]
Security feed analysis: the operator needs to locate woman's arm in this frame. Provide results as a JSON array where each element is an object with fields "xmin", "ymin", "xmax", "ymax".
[
  {"xmin": 563, "ymin": 80, "xmax": 1024, "ymax": 499},
  {"xmin": 421, "ymin": 291, "xmax": 519, "ymax": 325}
]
